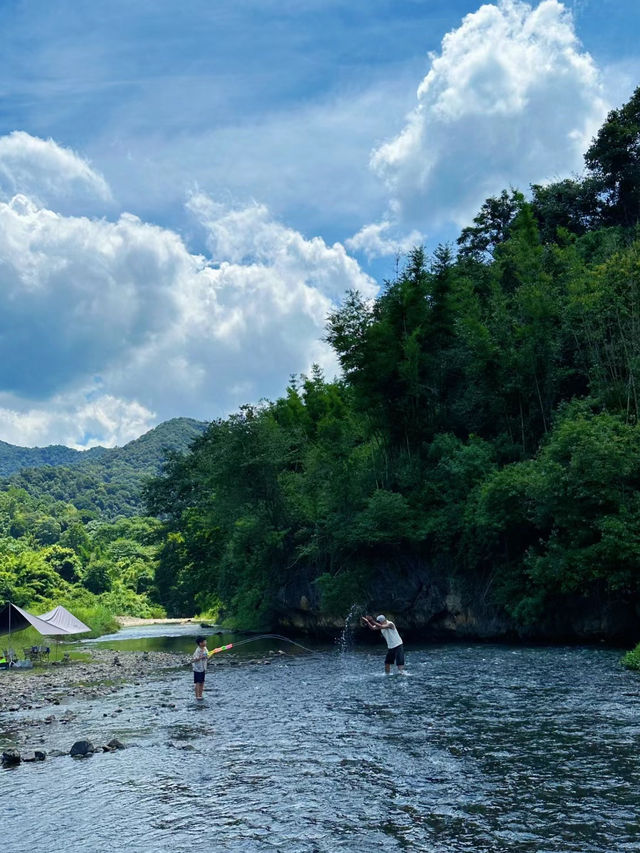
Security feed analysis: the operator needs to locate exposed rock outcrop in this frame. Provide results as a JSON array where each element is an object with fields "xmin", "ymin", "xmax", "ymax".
[{"xmin": 275, "ymin": 558, "xmax": 640, "ymax": 643}]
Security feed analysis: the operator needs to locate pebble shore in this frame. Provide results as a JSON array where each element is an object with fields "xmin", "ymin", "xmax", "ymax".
[
  {"xmin": 0, "ymin": 645, "xmax": 287, "ymax": 715},
  {"xmin": 0, "ymin": 645, "xmax": 287, "ymax": 763},
  {"xmin": 0, "ymin": 648, "xmax": 184, "ymax": 714}
]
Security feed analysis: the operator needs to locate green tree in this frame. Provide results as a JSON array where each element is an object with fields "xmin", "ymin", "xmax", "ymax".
[
  {"xmin": 42, "ymin": 545, "xmax": 82, "ymax": 583},
  {"xmin": 530, "ymin": 177, "xmax": 602, "ymax": 242},
  {"xmin": 585, "ymin": 85, "xmax": 640, "ymax": 227},
  {"xmin": 83, "ymin": 560, "xmax": 113, "ymax": 594},
  {"xmin": 457, "ymin": 189, "xmax": 525, "ymax": 260}
]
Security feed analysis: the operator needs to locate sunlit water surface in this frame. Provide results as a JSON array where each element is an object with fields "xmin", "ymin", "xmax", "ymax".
[{"xmin": 2, "ymin": 627, "xmax": 639, "ymax": 852}]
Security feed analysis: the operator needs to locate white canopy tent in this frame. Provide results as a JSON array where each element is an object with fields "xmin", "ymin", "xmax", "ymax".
[
  {"xmin": 0, "ymin": 602, "xmax": 72, "ymax": 664},
  {"xmin": 38, "ymin": 605, "xmax": 91, "ymax": 635},
  {"xmin": 0, "ymin": 602, "xmax": 70, "ymax": 637},
  {"xmin": 1, "ymin": 603, "xmax": 91, "ymax": 662}
]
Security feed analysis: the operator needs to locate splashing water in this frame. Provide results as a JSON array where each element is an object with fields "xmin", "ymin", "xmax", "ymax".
[{"xmin": 337, "ymin": 602, "xmax": 364, "ymax": 654}]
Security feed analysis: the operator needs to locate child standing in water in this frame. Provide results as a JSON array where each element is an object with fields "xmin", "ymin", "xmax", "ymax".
[{"xmin": 192, "ymin": 636, "xmax": 209, "ymax": 700}]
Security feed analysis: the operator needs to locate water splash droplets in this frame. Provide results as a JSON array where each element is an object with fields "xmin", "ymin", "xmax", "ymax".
[{"xmin": 337, "ymin": 602, "xmax": 364, "ymax": 654}]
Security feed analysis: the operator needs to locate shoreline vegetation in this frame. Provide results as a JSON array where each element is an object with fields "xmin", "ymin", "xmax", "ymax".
[{"xmin": 622, "ymin": 644, "xmax": 640, "ymax": 670}]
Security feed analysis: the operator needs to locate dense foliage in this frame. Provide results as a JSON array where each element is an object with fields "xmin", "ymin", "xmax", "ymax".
[
  {"xmin": 4, "ymin": 89, "xmax": 640, "ymax": 640},
  {"xmin": 147, "ymin": 88, "xmax": 640, "ymax": 633},
  {"xmin": 0, "ymin": 487, "xmax": 165, "ymax": 619},
  {"xmin": 0, "ymin": 418, "xmax": 206, "ymax": 626}
]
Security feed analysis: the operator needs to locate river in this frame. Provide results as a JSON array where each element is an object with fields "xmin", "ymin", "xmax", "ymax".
[{"xmin": 2, "ymin": 627, "xmax": 639, "ymax": 852}]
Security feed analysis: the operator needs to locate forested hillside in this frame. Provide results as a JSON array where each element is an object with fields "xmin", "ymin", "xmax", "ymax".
[
  {"xmin": 0, "ymin": 418, "xmax": 208, "ymax": 625},
  {"xmin": 2, "ymin": 417, "xmax": 208, "ymax": 519},
  {"xmin": 0, "ymin": 441, "xmax": 106, "ymax": 477},
  {"xmin": 146, "ymin": 88, "xmax": 640, "ymax": 641}
]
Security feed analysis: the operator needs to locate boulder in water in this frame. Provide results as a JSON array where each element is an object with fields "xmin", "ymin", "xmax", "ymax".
[
  {"xmin": 70, "ymin": 740, "xmax": 95, "ymax": 757},
  {"xmin": 2, "ymin": 749, "xmax": 21, "ymax": 767},
  {"xmin": 106, "ymin": 738, "xmax": 125, "ymax": 751},
  {"xmin": 22, "ymin": 752, "xmax": 45, "ymax": 763}
]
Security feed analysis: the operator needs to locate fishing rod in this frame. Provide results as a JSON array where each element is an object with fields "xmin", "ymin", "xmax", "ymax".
[{"xmin": 207, "ymin": 633, "xmax": 314, "ymax": 657}]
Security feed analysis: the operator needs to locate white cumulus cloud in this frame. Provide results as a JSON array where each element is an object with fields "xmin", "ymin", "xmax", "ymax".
[
  {"xmin": 0, "ymin": 131, "xmax": 112, "ymax": 214},
  {"xmin": 371, "ymin": 0, "xmax": 608, "ymax": 228},
  {"xmin": 346, "ymin": 220, "xmax": 424, "ymax": 260},
  {"xmin": 0, "ymin": 172, "xmax": 375, "ymax": 446},
  {"xmin": 188, "ymin": 193, "xmax": 377, "ymax": 300},
  {"xmin": 0, "ymin": 391, "xmax": 155, "ymax": 450}
]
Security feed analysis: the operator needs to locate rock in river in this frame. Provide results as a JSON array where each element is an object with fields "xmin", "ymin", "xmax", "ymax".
[
  {"xmin": 2, "ymin": 749, "xmax": 21, "ymax": 766},
  {"xmin": 70, "ymin": 740, "xmax": 95, "ymax": 757},
  {"xmin": 22, "ymin": 751, "xmax": 46, "ymax": 763}
]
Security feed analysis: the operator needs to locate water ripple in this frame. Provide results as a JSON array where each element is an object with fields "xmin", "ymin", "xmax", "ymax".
[{"xmin": 2, "ymin": 644, "xmax": 639, "ymax": 852}]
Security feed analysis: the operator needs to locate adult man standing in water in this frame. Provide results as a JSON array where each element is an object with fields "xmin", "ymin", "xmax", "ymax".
[{"xmin": 361, "ymin": 614, "xmax": 405, "ymax": 673}]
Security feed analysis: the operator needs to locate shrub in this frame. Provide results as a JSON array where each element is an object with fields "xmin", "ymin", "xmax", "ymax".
[{"xmin": 621, "ymin": 644, "xmax": 640, "ymax": 671}]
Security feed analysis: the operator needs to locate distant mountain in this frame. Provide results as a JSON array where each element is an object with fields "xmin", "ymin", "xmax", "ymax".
[
  {"xmin": 0, "ymin": 417, "xmax": 209, "ymax": 518},
  {"xmin": 0, "ymin": 439, "xmax": 107, "ymax": 477}
]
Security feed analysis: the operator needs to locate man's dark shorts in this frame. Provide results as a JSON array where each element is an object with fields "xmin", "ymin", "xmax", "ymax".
[
  {"xmin": 385, "ymin": 644, "xmax": 405, "ymax": 666},
  {"xmin": 193, "ymin": 670, "xmax": 205, "ymax": 683}
]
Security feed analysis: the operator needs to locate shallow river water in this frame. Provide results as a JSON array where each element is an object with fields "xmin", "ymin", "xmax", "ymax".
[{"xmin": 2, "ymin": 628, "xmax": 640, "ymax": 852}]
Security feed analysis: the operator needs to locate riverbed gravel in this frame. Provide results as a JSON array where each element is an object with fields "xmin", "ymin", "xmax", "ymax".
[{"xmin": 0, "ymin": 648, "xmax": 185, "ymax": 714}]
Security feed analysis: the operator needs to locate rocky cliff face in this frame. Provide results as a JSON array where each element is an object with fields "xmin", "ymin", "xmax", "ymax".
[{"xmin": 275, "ymin": 560, "xmax": 640, "ymax": 644}]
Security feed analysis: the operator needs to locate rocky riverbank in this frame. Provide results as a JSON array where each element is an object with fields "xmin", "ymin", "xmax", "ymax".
[
  {"xmin": 276, "ymin": 561, "xmax": 640, "ymax": 644},
  {"xmin": 0, "ymin": 644, "xmax": 292, "ymax": 763},
  {"xmin": 0, "ymin": 648, "xmax": 185, "ymax": 714}
]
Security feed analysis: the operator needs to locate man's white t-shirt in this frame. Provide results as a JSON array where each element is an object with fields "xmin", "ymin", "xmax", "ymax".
[{"xmin": 380, "ymin": 623, "xmax": 402, "ymax": 649}]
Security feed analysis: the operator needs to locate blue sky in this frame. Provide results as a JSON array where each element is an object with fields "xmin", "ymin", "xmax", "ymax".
[{"xmin": 0, "ymin": 0, "xmax": 638, "ymax": 447}]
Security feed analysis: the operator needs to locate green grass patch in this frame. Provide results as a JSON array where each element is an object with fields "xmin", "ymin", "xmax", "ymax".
[
  {"xmin": 1, "ymin": 626, "xmax": 89, "ymax": 662},
  {"xmin": 61, "ymin": 602, "xmax": 119, "ymax": 638},
  {"xmin": 64, "ymin": 649, "xmax": 92, "ymax": 663},
  {"xmin": 2, "ymin": 625, "xmax": 46, "ymax": 654}
]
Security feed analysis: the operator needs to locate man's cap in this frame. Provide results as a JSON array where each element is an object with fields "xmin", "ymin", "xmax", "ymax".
[{"xmin": 376, "ymin": 615, "xmax": 386, "ymax": 623}]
